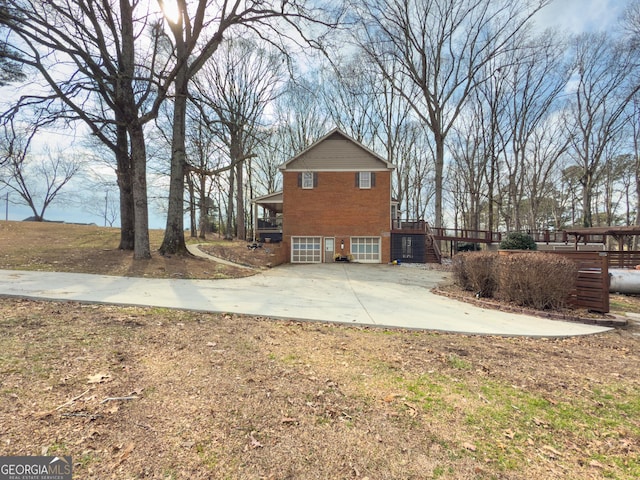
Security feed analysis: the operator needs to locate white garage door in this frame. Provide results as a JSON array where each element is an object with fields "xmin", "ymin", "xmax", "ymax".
[
  {"xmin": 350, "ymin": 237, "xmax": 381, "ymax": 263},
  {"xmin": 291, "ymin": 237, "xmax": 322, "ymax": 263}
]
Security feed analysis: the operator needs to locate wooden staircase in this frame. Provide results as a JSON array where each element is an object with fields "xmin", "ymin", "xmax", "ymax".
[{"xmin": 425, "ymin": 225, "xmax": 442, "ymax": 264}]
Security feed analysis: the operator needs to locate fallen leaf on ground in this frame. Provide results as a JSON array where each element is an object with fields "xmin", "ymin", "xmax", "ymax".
[
  {"xmin": 542, "ymin": 445, "xmax": 562, "ymax": 458},
  {"xmin": 463, "ymin": 442, "xmax": 477, "ymax": 452},
  {"xmin": 87, "ymin": 373, "xmax": 111, "ymax": 384},
  {"xmin": 113, "ymin": 442, "xmax": 135, "ymax": 466},
  {"xmin": 249, "ymin": 432, "xmax": 264, "ymax": 449}
]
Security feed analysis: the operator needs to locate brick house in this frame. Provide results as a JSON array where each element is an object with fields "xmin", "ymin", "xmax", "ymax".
[{"xmin": 252, "ymin": 129, "xmax": 399, "ymax": 264}]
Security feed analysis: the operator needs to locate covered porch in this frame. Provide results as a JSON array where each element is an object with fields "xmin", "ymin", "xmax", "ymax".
[{"xmin": 251, "ymin": 191, "xmax": 283, "ymax": 243}]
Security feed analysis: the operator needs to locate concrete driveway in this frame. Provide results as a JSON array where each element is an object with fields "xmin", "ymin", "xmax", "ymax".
[{"xmin": 0, "ymin": 264, "xmax": 611, "ymax": 337}]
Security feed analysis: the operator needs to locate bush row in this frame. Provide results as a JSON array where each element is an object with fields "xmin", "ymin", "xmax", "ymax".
[{"xmin": 452, "ymin": 251, "xmax": 578, "ymax": 310}]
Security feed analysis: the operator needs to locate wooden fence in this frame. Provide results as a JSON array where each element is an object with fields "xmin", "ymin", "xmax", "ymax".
[
  {"xmin": 550, "ymin": 251, "xmax": 610, "ymax": 313},
  {"xmin": 607, "ymin": 251, "xmax": 640, "ymax": 269}
]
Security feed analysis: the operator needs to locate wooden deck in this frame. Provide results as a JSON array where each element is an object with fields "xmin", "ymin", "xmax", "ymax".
[
  {"xmin": 392, "ymin": 222, "xmax": 623, "ymax": 246},
  {"xmin": 392, "ymin": 221, "xmax": 501, "ymax": 244}
]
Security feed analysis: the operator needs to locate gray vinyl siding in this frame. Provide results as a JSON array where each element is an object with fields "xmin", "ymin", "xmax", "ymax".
[{"xmin": 285, "ymin": 138, "xmax": 388, "ymax": 171}]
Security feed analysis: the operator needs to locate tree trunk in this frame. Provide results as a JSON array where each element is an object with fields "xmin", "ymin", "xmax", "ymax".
[
  {"xmin": 187, "ymin": 173, "xmax": 196, "ymax": 238},
  {"xmin": 582, "ymin": 172, "xmax": 594, "ymax": 227},
  {"xmin": 129, "ymin": 122, "xmax": 151, "ymax": 259},
  {"xmin": 118, "ymin": 0, "xmax": 149, "ymax": 258},
  {"xmin": 225, "ymin": 164, "xmax": 235, "ymax": 240},
  {"xmin": 635, "ymin": 153, "xmax": 640, "ymax": 249},
  {"xmin": 115, "ymin": 122, "xmax": 135, "ymax": 251},
  {"xmin": 434, "ymin": 132, "xmax": 444, "ymax": 229},
  {"xmin": 236, "ymin": 159, "xmax": 245, "ymax": 240},
  {"xmin": 198, "ymin": 172, "xmax": 207, "ymax": 240},
  {"xmin": 116, "ymin": 121, "xmax": 135, "ymax": 250},
  {"xmin": 159, "ymin": 65, "xmax": 189, "ymax": 255}
]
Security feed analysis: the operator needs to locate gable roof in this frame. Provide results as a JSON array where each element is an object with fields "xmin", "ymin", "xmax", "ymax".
[{"xmin": 279, "ymin": 129, "xmax": 395, "ymax": 172}]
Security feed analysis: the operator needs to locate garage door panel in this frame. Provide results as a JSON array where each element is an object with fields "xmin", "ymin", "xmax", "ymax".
[
  {"xmin": 292, "ymin": 237, "xmax": 321, "ymax": 263},
  {"xmin": 351, "ymin": 237, "xmax": 381, "ymax": 263}
]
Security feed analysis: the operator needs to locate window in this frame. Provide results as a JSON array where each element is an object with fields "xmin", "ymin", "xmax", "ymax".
[
  {"xmin": 356, "ymin": 172, "xmax": 375, "ymax": 189},
  {"xmin": 350, "ymin": 237, "xmax": 381, "ymax": 263},
  {"xmin": 402, "ymin": 236, "xmax": 413, "ymax": 259},
  {"xmin": 301, "ymin": 172, "xmax": 315, "ymax": 189},
  {"xmin": 291, "ymin": 237, "xmax": 321, "ymax": 263}
]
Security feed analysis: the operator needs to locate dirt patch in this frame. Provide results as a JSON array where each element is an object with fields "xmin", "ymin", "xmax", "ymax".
[{"xmin": 197, "ymin": 241, "xmax": 280, "ymax": 269}]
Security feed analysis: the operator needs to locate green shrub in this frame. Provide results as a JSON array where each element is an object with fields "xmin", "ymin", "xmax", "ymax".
[
  {"xmin": 499, "ymin": 232, "xmax": 537, "ymax": 251},
  {"xmin": 496, "ymin": 253, "xmax": 578, "ymax": 310},
  {"xmin": 452, "ymin": 251, "xmax": 499, "ymax": 297}
]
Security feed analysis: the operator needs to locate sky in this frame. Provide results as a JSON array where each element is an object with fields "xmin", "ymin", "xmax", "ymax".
[
  {"xmin": 540, "ymin": 0, "xmax": 628, "ymax": 33},
  {"xmin": 0, "ymin": 0, "xmax": 633, "ymax": 229}
]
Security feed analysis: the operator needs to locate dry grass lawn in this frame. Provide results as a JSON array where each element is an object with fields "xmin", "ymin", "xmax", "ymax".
[{"xmin": 0, "ymin": 221, "xmax": 639, "ymax": 479}]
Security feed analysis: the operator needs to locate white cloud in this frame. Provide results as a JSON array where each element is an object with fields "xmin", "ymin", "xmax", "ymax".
[{"xmin": 536, "ymin": 0, "xmax": 629, "ymax": 34}]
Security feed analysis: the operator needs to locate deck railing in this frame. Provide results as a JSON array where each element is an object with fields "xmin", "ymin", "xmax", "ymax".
[
  {"xmin": 392, "ymin": 219, "xmax": 427, "ymax": 231},
  {"xmin": 523, "ymin": 230, "xmax": 606, "ymax": 245},
  {"xmin": 430, "ymin": 227, "xmax": 501, "ymax": 243},
  {"xmin": 255, "ymin": 218, "xmax": 283, "ymax": 242}
]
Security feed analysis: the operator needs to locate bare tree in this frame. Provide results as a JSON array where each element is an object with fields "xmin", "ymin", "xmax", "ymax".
[
  {"xmin": 0, "ymin": 3, "xmax": 25, "ymax": 86},
  {"xmin": 522, "ymin": 115, "xmax": 570, "ymax": 230},
  {"xmin": 476, "ymin": 58, "xmax": 510, "ymax": 232},
  {"xmin": 0, "ymin": 122, "xmax": 82, "ymax": 221},
  {"xmin": 81, "ymin": 180, "xmax": 120, "ymax": 227},
  {"xmin": 157, "ymin": 0, "xmax": 338, "ymax": 254},
  {"xmin": 448, "ymin": 101, "xmax": 488, "ymax": 231},
  {"xmin": 184, "ymin": 107, "xmax": 226, "ymax": 239},
  {"xmin": 511, "ymin": 37, "xmax": 569, "ymax": 230},
  {"xmin": 252, "ymin": 127, "xmax": 287, "ymax": 195},
  {"xmin": 0, "ymin": 0, "xmax": 173, "ymax": 258},
  {"xmin": 249, "ymin": 75, "xmax": 330, "ymax": 215},
  {"xmin": 490, "ymin": 31, "xmax": 569, "ymax": 231},
  {"xmin": 193, "ymin": 37, "xmax": 285, "ymax": 241},
  {"xmin": 274, "ymin": 76, "xmax": 332, "ymax": 154},
  {"xmin": 624, "ymin": 0, "xmax": 640, "ymax": 48},
  {"xmin": 598, "ymin": 150, "xmax": 630, "ymax": 226},
  {"xmin": 352, "ymin": 0, "xmax": 549, "ymax": 228},
  {"xmin": 565, "ymin": 32, "xmax": 640, "ymax": 227},
  {"xmin": 632, "ymin": 98, "xmax": 640, "ymax": 247},
  {"xmin": 320, "ymin": 55, "xmax": 381, "ymax": 144}
]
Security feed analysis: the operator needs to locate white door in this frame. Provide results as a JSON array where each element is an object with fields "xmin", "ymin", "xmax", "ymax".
[{"xmin": 324, "ymin": 237, "xmax": 335, "ymax": 263}]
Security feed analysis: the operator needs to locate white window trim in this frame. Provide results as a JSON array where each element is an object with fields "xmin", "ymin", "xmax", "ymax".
[
  {"xmin": 359, "ymin": 171, "xmax": 372, "ymax": 189},
  {"xmin": 302, "ymin": 172, "xmax": 314, "ymax": 189}
]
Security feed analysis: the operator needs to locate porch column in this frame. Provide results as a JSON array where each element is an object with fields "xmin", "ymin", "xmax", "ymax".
[{"xmin": 253, "ymin": 202, "xmax": 259, "ymax": 242}]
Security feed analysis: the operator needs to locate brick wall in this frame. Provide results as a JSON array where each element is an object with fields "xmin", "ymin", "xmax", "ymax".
[
  {"xmin": 265, "ymin": 241, "xmax": 287, "ymax": 266},
  {"xmin": 282, "ymin": 170, "xmax": 392, "ymax": 263}
]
